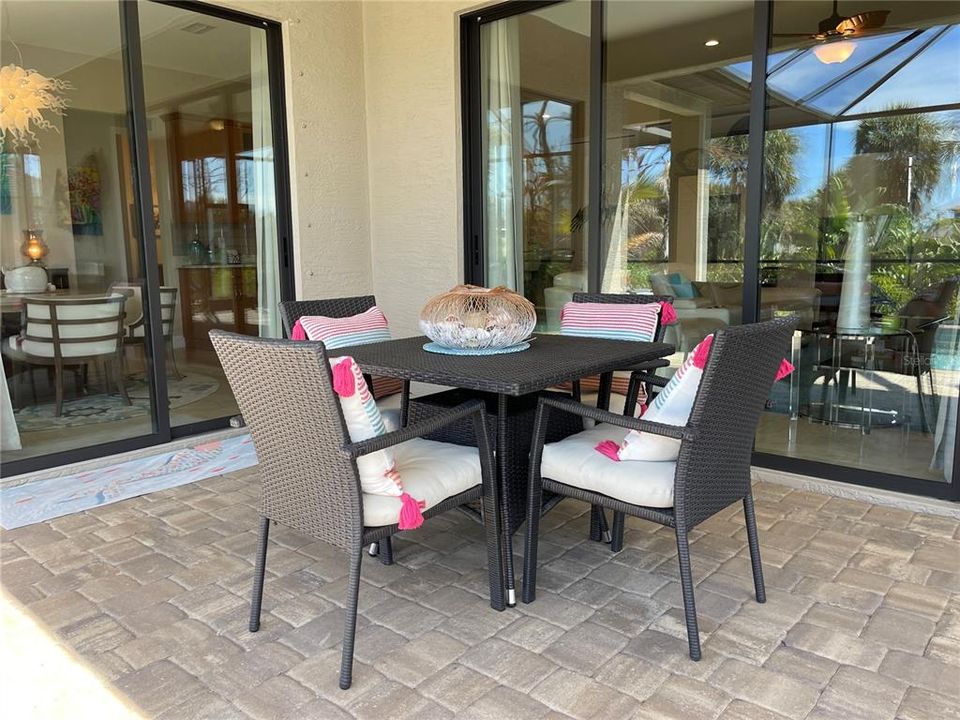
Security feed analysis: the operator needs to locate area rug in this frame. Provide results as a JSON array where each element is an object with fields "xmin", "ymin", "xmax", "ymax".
[
  {"xmin": 12, "ymin": 372, "xmax": 220, "ymax": 432},
  {"xmin": 1, "ymin": 433, "xmax": 257, "ymax": 530}
]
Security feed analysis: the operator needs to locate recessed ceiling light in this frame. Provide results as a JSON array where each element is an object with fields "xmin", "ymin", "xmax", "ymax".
[{"xmin": 704, "ymin": 39, "xmax": 720, "ymax": 47}]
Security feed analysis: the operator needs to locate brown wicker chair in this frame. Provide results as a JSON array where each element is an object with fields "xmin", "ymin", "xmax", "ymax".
[
  {"xmin": 568, "ymin": 292, "xmax": 675, "ymax": 545},
  {"xmin": 210, "ymin": 330, "xmax": 504, "ymax": 689},
  {"xmin": 523, "ymin": 317, "xmax": 796, "ymax": 661},
  {"xmin": 279, "ymin": 296, "xmax": 411, "ymax": 565}
]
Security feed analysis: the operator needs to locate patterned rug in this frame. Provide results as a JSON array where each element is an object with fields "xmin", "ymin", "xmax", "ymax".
[
  {"xmin": 12, "ymin": 372, "xmax": 220, "ymax": 432},
  {"xmin": 1, "ymin": 433, "xmax": 257, "ymax": 529}
]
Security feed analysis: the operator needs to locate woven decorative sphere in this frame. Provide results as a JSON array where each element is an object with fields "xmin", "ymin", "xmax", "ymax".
[{"xmin": 420, "ymin": 285, "xmax": 536, "ymax": 349}]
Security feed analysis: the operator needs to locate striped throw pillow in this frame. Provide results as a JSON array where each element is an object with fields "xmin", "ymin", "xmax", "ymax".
[
  {"xmin": 296, "ymin": 306, "xmax": 391, "ymax": 348},
  {"xmin": 330, "ymin": 356, "xmax": 424, "ymax": 529},
  {"xmin": 559, "ymin": 301, "xmax": 665, "ymax": 342}
]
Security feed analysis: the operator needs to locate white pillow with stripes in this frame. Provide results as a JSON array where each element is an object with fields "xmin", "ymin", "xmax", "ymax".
[{"xmin": 297, "ymin": 306, "xmax": 391, "ymax": 348}]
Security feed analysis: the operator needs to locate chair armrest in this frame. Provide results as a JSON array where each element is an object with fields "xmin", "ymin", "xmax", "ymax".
[
  {"xmin": 538, "ymin": 395, "xmax": 693, "ymax": 441},
  {"xmin": 342, "ymin": 399, "xmax": 486, "ymax": 458},
  {"xmin": 630, "ymin": 370, "xmax": 668, "ymax": 388}
]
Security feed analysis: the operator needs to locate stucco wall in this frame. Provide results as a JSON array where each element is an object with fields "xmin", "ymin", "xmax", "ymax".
[
  {"xmin": 361, "ymin": 1, "xmax": 476, "ymax": 336},
  {"xmin": 217, "ymin": 0, "xmax": 484, "ymax": 334},
  {"xmin": 218, "ymin": 0, "xmax": 375, "ymax": 301}
]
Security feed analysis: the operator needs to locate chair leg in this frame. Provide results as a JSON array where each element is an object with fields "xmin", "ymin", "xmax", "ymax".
[
  {"xmin": 378, "ymin": 536, "xmax": 394, "ymax": 565},
  {"xmin": 339, "ymin": 548, "xmax": 363, "ymax": 690},
  {"xmin": 675, "ymin": 526, "xmax": 701, "ymax": 661},
  {"xmin": 54, "ymin": 363, "xmax": 64, "ymax": 417},
  {"xmin": 249, "ymin": 516, "xmax": 270, "ymax": 632},
  {"xmin": 113, "ymin": 359, "xmax": 132, "ymax": 406},
  {"xmin": 743, "ymin": 493, "xmax": 766, "ymax": 604},
  {"xmin": 610, "ymin": 511, "xmax": 625, "ymax": 553},
  {"xmin": 167, "ymin": 340, "xmax": 184, "ymax": 381},
  {"xmin": 522, "ymin": 470, "xmax": 543, "ymax": 605},
  {"xmin": 590, "ymin": 506, "xmax": 611, "ymax": 543}
]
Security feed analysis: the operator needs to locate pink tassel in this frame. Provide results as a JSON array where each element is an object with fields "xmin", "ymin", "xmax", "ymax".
[
  {"xmin": 658, "ymin": 301, "xmax": 678, "ymax": 326},
  {"xmin": 775, "ymin": 358, "xmax": 795, "ymax": 381},
  {"xmin": 692, "ymin": 334, "xmax": 715, "ymax": 369},
  {"xmin": 291, "ymin": 319, "xmax": 307, "ymax": 341},
  {"xmin": 595, "ymin": 440, "xmax": 621, "ymax": 462},
  {"xmin": 398, "ymin": 492, "xmax": 425, "ymax": 530},
  {"xmin": 636, "ymin": 402, "xmax": 648, "ymax": 417},
  {"xmin": 332, "ymin": 359, "xmax": 356, "ymax": 397}
]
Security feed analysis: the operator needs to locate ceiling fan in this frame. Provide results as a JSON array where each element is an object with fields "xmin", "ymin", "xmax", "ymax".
[
  {"xmin": 775, "ymin": 1, "xmax": 891, "ymax": 41},
  {"xmin": 774, "ymin": 1, "xmax": 892, "ymax": 64}
]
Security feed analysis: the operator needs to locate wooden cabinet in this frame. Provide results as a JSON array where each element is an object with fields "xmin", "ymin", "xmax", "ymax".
[{"xmin": 178, "ymin": 265, "xmax": 258, "ymax": 352}]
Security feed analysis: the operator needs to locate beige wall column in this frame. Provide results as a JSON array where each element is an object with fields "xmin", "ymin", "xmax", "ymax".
[
  {"xmin": 668, "ymin": 114, "xmax": 710, "ymax": 281},
  {"xmin": 219, "ymin": 0, "xmax": 375, "ymax": 301}
]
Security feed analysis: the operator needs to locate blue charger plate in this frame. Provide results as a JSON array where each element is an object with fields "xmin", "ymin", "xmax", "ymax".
[{"xmin": 423, "ymin": 341, "xmax": 531, "ymax": 356}]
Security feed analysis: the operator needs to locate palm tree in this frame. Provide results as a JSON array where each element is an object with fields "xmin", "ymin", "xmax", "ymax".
[
  {"xmin": 853, "ymin": 105, "xmax": 950, "ymax": 210},
  {"xmin": 708, "ymin": 129, "xmax": 800, "ymax": 209}
]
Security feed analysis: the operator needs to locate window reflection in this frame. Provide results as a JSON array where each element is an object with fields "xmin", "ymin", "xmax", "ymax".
[{"xmin": 756, "ymin": 2, "xmax": 960, "ymax": 483}]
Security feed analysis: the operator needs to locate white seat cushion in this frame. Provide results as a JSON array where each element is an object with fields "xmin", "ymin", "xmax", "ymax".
[
  {"xmin": 541, "ymin": 424, "xmax": 675, "ymax": 508},
  {"xmin": 363, "ymin": 438, "xmax": 481, "ymax": 527}
]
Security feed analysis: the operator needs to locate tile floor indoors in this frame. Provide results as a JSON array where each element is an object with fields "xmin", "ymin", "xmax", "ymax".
[{"xmin": 1, "ymin": 470, "xmax": 958, "ymax": 720}]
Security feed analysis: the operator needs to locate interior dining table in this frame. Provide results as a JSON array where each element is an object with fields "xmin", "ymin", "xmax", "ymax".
[{"xmin": 337, "ymin": 333, "xmax": 675, "ymax": 605}]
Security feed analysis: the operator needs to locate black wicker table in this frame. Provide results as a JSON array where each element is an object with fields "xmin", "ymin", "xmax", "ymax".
[{"xmin": 337, "ymin": 333, "xmax": 674, "ymax": 604}]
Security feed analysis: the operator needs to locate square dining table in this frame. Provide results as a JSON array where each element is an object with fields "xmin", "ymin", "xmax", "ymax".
[{"xmin": 336, "ymin": 333, "xmax": 675, "ymax": 605}]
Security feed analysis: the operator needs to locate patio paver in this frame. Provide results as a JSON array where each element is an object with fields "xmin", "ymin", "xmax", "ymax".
[{"xmin": 2, "ymin": 470, "xmax": 958, "ymax": 719}]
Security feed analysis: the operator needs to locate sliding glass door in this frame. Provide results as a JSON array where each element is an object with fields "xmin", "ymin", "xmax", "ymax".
[
  {"xmin": 463, "ymin": 0, "xmax": 960, "ymax": 499},
  {"xmin": 1, "ymin": 0, "xmax": 291, "ymax": 474},
  {"xmin": 137, "ymin": 1, "xmax": 283, "ymax": 430},
  {"xmin": 1, "ymin": 0, "xmax": 162, "ymax": 463}
]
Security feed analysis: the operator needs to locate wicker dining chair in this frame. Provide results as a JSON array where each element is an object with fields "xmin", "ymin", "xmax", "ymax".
[
  {"xmin": 523, "ymin": 317, "xmax": 796, "ymax": 661},
  {"xmin": 567, "ymin": 292, "xmax": 674, "ymax": 545},
  {"xmin": 210, "ymin": 330, "xmax": 504, "ymax": 690},
  {"xmin": 279, "ymin": 295, "xmax": 411, "ymax": 565},
  {"xmin": 279, "ymin": 296, "xmax": 410, "ymax": 423}
]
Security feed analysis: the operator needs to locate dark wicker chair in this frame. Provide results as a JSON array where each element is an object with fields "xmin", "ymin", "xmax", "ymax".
[
  {"xmin": 210, "ymin": 330, "xmax": 504, "ymax": 689},
  {"xmin": 568, "ymin": 292, "xmax": 674, "ymax": 545},
  {"xmin": 279, "ymin": 296, "xmax": 411, "ymax": 565},
  {"xmin": 523, "ymin": 317, "xmax": 796, "ymax": 661}
]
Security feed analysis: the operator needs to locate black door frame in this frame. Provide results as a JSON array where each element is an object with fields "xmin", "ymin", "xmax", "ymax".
[
  {"xmin": 460, "ymin": 0, "xmax": 960, "ymax": 501},
  {"xmin": 2, "ymin": 0, "xmax": 295, "ymax": 477}
]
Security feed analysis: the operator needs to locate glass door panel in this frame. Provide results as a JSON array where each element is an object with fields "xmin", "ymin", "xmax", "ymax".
[
  {"xmin": 603, "ymin": 0, "xmax": 756, "ymax": 366},
  {"xmin": 756, "ymin": 1, "xmax": 960, "ymax": 484},
  {"xmin": 480, "ymin": 1, "xmax": 591, "ymax": 331},
  {"xmin": 1, "ymin": 0, "xmax": 161, "ymax": 462},
  {"xmin": 137, "ymin": 2, "xmax": 282, "ymax": 428}
]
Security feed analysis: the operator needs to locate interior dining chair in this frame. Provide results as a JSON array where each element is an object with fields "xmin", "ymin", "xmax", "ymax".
[
  {"xmin": 567, "ymin": 292, "xmax": 675, "ymax": 545},
  {"xmin": 279, "ymin": 295, "xmax": 411, "ymax": 565},
  {"xmin": 523, "ymin": 317, "xmax": 796, "ymax": 661},
  {"xmin": 210, "ymin": 330, "xmax": 504, "ymax": 690},
  {"xmin": 4, "ymin": 294, "xmax": 130, "ymax": 417},
  {"xmin": 110, "ymin": 281, "xmax": 183, "ymax": 379}
]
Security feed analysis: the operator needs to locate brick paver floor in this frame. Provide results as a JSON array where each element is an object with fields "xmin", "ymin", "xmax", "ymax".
[{"xmin": 2, "ymin": 470, "xmax": 958, "ymax": 719}]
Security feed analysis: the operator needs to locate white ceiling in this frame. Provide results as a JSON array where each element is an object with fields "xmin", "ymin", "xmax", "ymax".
[{"xmin": 2, "ymin": 0, "xmax": 252, "ymax": 86}]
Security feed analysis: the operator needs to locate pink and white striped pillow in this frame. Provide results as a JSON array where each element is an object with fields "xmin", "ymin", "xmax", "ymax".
[
  {"xmin": 597, "ymin": 334, "xmax": 795, "ymax": 463},
  {"xmin": 293, "ymin": 306, "xmax": 391, "ymax": 349},
  {"xmin": 559, "ymin": 301, "xmax": 676, "ymax": 343},
  {"xmin": 329, "ymin": 356, "xmax": 424, "ymax": 529}
]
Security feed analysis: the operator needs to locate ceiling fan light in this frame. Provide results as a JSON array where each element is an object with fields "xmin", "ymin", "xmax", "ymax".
[{"xmin": 813, "ymin": 39, "xmax": 857, "ymax": 64}]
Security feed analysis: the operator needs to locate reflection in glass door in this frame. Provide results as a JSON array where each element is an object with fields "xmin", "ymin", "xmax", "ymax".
[
  {"xmin": 1, "ymin": 0, "xmax": 161, "ymax": 463},
  {"xmin": 1, "ymin": 0, "xmax": 289, "ymax": 474},
  {"xmin": 755, "ymin": 1, "xmax": 960, "ymax": 486},
  {"xmin": 137, "ymin": 2, "xmax": 283, "ymax": 429},
  {"xmin": 480, "ymin": 1, "xmax": 591, "ymax": 332}
]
